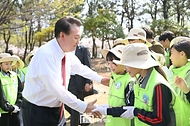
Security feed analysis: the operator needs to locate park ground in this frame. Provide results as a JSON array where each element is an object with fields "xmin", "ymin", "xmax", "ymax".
[{"xmin": 65, "ymin": 58, "xmax": 110, "ymax": 126}]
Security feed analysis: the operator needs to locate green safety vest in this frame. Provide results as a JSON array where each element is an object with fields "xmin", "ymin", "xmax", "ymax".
[
  {"xmin": 165, "ymin": 49, "xmax": 170, "ymax": 67},
  {"xmin": 16, "ymin": 68, "xmax": 23, "ymax": 80},
  {"xmin": 169, "ymin": 62, "xmax": 190, "ymax": 126},
  {"xmin": 134, "ymin": 68, "xmax": 183, "ymax": 126},
  {"xmin": 22, "ymin": 66, "xmax": 28, "ymax": 75},
  {"xmin": 0, "ymin": 71, "xmax": 18, "ymax": 113},
  {"xmin": 106, "ymin": 72, "xmax": 131, "ymax": 126},
  {"xmin": 170, "ymin": 62, "xmax": 190, "ymax": 102}
]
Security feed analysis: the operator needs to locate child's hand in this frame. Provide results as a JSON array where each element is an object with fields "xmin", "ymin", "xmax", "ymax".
[{"xmin": 175, "ymin": 76, "xmax": 190, "ymax": 94}]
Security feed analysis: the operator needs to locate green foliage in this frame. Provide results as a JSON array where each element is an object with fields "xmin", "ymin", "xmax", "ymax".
[
  {"xmin": 83, "ymin": 4, "xmax": 124, "ymax": 40},
  {"xmin": 151, "ymin": 19, "xmax": 189, "ymax": 36},
  {"xmin": 34, "ymin": 27, "xmax": 54, "ymax": 42}
]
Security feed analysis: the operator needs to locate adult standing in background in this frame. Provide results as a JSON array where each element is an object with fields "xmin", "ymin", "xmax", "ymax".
[
  {"xmin": 142, "ymin": 27, "xmax": 165, "ymax": 56},
  {"xmin": 65, "ymin": 44, "xmax": 93, "ymax": 126},
  {"xmin": 159, "ymin": 31, "xmax": 175, "ymax": 68},
  {"xmin": 22, "ymin": 16, "xmax": 109, "ymax": 126}
]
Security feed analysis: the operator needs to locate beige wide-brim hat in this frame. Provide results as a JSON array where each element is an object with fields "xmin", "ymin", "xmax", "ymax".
[
  {"xmin": 25, "ymin": 50, "xmax": 36, "ymax": 65},
  {"xmin": 113, "ymin": 43, "xmax": 159, "ymax": 69},
  {"xmin": 0, "ymin": 53, "xmax": 18, "ymax": 65},
  {"xmin": 112, "ymin": 38, "xmax": 129, "ymax": 48},
  {"xmin": 12, "ymin": 55, "xmax": 25, "ymax": 69},
  {"xmin": 126, "ymin": 28, "xmax": 152, "ymax": 47},
  {"xmin": 170, "ymin": 36, "xmax": 190, "ymax": 48},
  {"xmin": 101, "ymin": 45, "xmax": 125, "ymax": 59}
]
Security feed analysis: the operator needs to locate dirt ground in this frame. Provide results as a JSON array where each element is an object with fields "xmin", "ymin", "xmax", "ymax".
[{"xmin": 65, "ymin": 58, "xmax": 111, "ymax": 126}]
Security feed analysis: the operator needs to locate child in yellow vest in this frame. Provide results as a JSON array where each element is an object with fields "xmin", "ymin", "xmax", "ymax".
[
  {"xmin": 0, "ymin": 53, "xmax": 23, "ymax": 126},
  {"xmin": 94, "ymin": 45, "xmax": 133, "ymax": 126},
  {"xmin": 169, "ymin": 37, "xmax": 190, "ymax": 102},
  {"xmin": 12, "ymin": 55, "xmax": 25, "ymax": 88},
  {"xmin": 169, "ymin": 39, "xmax": 190, "ymax": 125}
]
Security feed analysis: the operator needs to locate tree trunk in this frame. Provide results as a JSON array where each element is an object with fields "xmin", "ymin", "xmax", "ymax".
[
  {"xmin": 3, "ymin": 30, "xmax": 11, "ymax": 53},
  {"xmin": 92, "ymin": 37, "xmax": 97, "ymax": 58}
]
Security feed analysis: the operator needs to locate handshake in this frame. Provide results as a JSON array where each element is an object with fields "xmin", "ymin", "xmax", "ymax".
[
  {"xmin": 92, "ymin": 104, "xmax": 135, "ymax": 119},
  {"xmin": 84, "ymin": 99, "xmax": 135, "ymax": 119}
]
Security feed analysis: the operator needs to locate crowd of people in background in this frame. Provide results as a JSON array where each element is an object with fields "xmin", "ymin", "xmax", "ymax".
[{"xmin": 0, "ymin": 16, "xmax": 189, "ymax": 126}]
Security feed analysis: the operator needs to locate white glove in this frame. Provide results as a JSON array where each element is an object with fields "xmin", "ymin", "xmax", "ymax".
[
  {"xmin": 12, "ymin": 105, "xmax": 20, "ymax": 113},
  {"xmin": 121, "ymin": 106, "xmax": 135, "ymax": 119},
  {"xmin": 92, "ymin": 104, "xmax": 109, "ymax": 115},
  {"xmin": 95, "ymin": 104, "xmax": 109, "ymax": 108}
]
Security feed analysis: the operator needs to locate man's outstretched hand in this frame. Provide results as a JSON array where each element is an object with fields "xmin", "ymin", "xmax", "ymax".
[
  {"xmin": 84, "ymin": 99, "xmax": 97, "ymax": 113},
  {"xmin": 101, "ymin": 77, "xmax": 110, "ymax": 86}
]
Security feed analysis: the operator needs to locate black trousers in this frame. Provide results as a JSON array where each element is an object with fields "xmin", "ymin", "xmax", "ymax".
[
  {"xmin": 0, "ymin": 112, "xmax": 20, "ymax": 126},
  {"xmin": 22, "ymin": 98, "xmax": 66, "ymax": 126}
]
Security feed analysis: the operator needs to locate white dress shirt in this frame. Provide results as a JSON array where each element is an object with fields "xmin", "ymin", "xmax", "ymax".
[{"xmin": 22, "ymin": 38, "xmax": 102, "ymax": 113}]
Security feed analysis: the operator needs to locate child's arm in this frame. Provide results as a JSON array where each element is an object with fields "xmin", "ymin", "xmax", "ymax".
[{"xmin": 175, "ymin": 76, "xmax": 190, "ymax": 94}]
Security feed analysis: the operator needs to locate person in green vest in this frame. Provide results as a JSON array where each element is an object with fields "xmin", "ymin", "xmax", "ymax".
[
  {"xmin": 170, "ymin": 37, "xmax": 190, "ymax": 99},
  {"xmin": 98, "ymin": 44, "xmax": 133, "ymax": 126},
  {"xmin": 0, "ymin": 53, "xmax": 23, "ymax": 126},
  {"xmin": 12, "ymin": 55, "xmax": 25, "ymax": 88},
  {"xmin": 169, "ymin": 39, "xmax": 190, "ymax": 125},
  {"xmin": 159, "ymin": 31, "xmax": 175, "ymax": 68},
  {"xmin": 93, "ymin": 43, "xmax": 183, "ymax": 126},
  {"xmin": 11, "ymin": 55, "xmax": 25, "ymax": 126}
]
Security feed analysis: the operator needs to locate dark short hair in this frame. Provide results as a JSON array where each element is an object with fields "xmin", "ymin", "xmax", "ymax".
[
  {"xmin": 54, "ymin": 16, "xmax": 82, "ymax": 38},
  {"xmin": 106, "ymin": 52, "xmax": 120, "ymax": 62},
  {"xmin": 171, "ymin": 40, "xmax": 190, "ymax": 59},
  {"xmin": 159, "ymin": 31, "xmax": 175, "ymax": 42},
  {"xmin": 142, "ymin": 27, "xmax": 154, "ymax": 39},
  {"xmin": 6, "ymin": 50, "xmax": 14, "ymax": 55}
]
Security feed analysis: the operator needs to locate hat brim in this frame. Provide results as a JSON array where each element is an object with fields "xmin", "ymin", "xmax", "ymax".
[
  {"xmin": 127, "ymin": 36, "xmax": 152, "ymax": 47},
  {"xmin": 113, "ymin": 57, "xmax": 159, "ymax": 69},
  {"xmin": 0, "ymin": 57, "xmax": 18, "ymax": 65},
  {"xmin": 18, "ymin": 60, "xmax": 25, "ymax": 69},
  {"xmin": 25, "ymin": 53, "xmax": 34, "ymax": 65},
  {"xmin": 101, "ymin": 49, "xmax": 109, "ymax": 59},
  {"xmin": 113, "ymin": 39, "xmax": 129, "ymax": 47},
  {"xmin": 101, "ymin": 48, "xmax": 122, "ymax": 60}
]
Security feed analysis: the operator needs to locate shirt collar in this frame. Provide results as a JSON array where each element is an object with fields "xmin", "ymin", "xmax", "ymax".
[
  {"xmin": 1, "ymin": 70, "xmax": 11, "ymax": 77},
  {"xmin": 53, "ymin": 38, "xmax": 66, "ymax": 59}
]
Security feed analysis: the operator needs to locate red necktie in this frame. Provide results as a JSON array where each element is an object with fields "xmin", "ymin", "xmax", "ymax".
[{"xmin": 60, "ymin": 56, "xmax": 66, "ymax": 119}]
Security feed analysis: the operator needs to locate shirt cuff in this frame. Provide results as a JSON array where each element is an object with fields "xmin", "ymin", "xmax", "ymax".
[
  {"xmin": 134, "ymin": 108, "xmax": 138, "ymax": 116},
  {"xmin": 107, "ymin": 108, "xmax": 112, "ymax": 115},
  {"xmin": 75, "ymin": 99, "xmax": 88, "ymax": 113},
  {"xmin": 97, "ymin": 76, "xmax": 103, "ymax": 84}
]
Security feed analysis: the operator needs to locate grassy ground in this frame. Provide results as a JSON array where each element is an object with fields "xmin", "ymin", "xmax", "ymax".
[{"xmin": 65, "ymin": 58, "xmax": 110, "ymax": 126}]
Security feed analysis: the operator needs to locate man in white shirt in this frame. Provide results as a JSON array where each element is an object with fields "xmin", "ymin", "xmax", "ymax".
[{"xmin": 22, "ymin": 16, "xmax": 109, "ymax": 126}]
